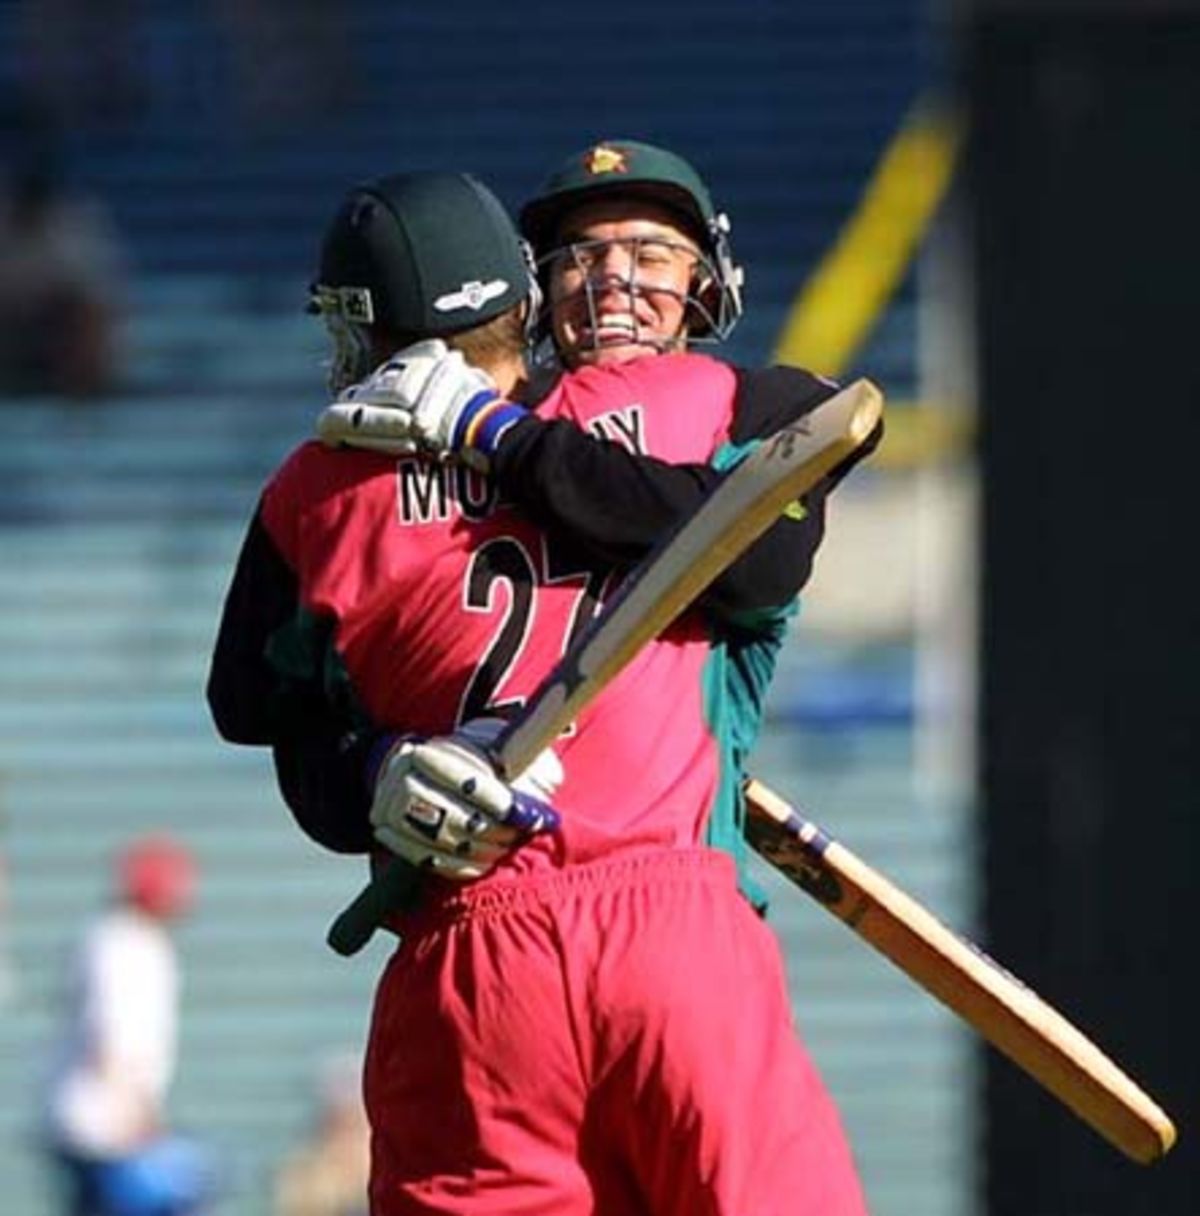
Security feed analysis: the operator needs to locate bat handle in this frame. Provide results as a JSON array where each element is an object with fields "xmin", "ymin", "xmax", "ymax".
[{"xmin": 326, "ymin": 862, "xmax": 416, "ymax": 957}]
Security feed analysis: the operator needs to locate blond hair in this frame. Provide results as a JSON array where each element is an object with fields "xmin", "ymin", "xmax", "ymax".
[{"xmin": 375, "ymin": 303, "xmax": 528, "ymax": 374}]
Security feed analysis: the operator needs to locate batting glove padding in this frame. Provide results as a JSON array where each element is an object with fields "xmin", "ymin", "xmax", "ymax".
[
  {"xmin": 315, "ymin": 399, "xmax": 419, "ymax": 455},
  {"xmin": 315, "ymin": 338, "xmax": 525, "ymax": 469},
  {"xmin": 369, "ymin": 718, "xmax": 562, "ymax": 881}
]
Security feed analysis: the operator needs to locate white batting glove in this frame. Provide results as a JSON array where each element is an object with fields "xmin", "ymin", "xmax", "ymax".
[
  {"xmin": 315, "ymin": 398, "xmax": 419, "ymax": 456},
  {"xmin": 315, "ymin": 337, "xmax": 446, "ymax": 455},
  {"xmin": 369, "ymin": 717, "xmax": 563, "ymax": 881},
  {"xmin": 316, "ymin": 339, "xmax": 525, "ymax": 469}
]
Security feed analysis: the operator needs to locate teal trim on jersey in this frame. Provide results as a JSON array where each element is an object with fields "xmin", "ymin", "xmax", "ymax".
[
  {"xmin": 701, "ymin": 612, "xmax": 795, "ymax": 914},
  {"xmin": 702, "ymin": 647, "xmax": 762, "ymax": 911},
  {"xmin": 710, "ymin": 438, "xmax": 748, "ymax": 476},
  {"xmin": 701, "ymin": 435, "xmax": 801, "ymax": 912}
]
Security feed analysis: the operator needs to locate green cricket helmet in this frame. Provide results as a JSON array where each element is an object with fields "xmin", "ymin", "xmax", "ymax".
[
  {"xmin": 309, "ymin": 171, "xmax": 539, "ymax": 392},
  {"xmin": 519, "ymin": 140, "xmax": 744, "ymax": 346}
]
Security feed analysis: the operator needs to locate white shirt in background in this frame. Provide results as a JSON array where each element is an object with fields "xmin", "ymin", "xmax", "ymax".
[{"xmin": 45, "ymin": 905, "xmax": 180, "ymax": 1157}]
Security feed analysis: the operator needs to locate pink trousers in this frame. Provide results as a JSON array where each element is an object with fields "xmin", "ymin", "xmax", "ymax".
[{"xmin": 365, "ymin": 849, "xmax": 868, "ymax": 1215}]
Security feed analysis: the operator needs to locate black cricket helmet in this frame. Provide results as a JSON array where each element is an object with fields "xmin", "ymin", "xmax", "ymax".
[
  {"xmin": 519, "ymin": 140, "xmax": 744, "ymax": 349},
  {"xmin": 309, "ymin": 171, "xmax": 539, "ymax": 392}
]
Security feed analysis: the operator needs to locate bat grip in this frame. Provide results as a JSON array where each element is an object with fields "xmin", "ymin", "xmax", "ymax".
[
  {"xmin": 326, "ymin": 861, "xmax": 416, "ymax": 956},
  {"xmin": 325, "ymin": 737, "xmax": 518, "ymax": 957}
]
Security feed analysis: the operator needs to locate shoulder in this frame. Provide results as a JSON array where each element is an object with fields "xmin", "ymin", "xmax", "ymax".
[
  {"xmin": 727, "ymin": 365, "xmax": 841, "ymax": 444},
  {"xmin": 254, "ymin": 441, "xmax": 403, "ymax": 570},
  {"xmin": 86, "ymin": 909, "xmax": 168, "ymax": 961},
  {"xmin": 262, "ymin": 440, "xmax": 395, "ymax": 519},
  {"xmin": 621, "ymin": 351, "xmax": 737, "ymax": 396},
  {"xmin": 538, "ymin": 353, "xmax": 738, "ymax": 425},
  {"xmin": 267, "ymin": 439, "xmax": 390, "ymax": 495},
  {"xmin": 736, "ymin": 364, "xmax": 839, "ymax": 396},
  {"xmin": 554, "ymin": 352, "xmax": 736, "ymax": 396}
]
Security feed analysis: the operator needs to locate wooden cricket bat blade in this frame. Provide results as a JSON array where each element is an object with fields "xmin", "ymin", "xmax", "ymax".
[{"xmin": 743, "ymin": 779, "xmax": 1177, "ymax": 1165}]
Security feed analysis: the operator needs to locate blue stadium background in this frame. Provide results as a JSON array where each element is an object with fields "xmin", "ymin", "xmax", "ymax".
[{"xmin": 0, "ymin": 3, "xmax": 978, "ymax": 1214}]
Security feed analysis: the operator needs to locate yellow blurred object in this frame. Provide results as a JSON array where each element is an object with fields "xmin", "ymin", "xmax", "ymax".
[{"xmin": 772, "ymin": 102, "xmax": 963, "ymax": 379}]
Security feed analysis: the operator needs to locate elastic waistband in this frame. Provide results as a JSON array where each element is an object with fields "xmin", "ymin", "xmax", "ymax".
[{"xmin": 387, "ymin": 847, "xmax": 736, "ymax": 936}]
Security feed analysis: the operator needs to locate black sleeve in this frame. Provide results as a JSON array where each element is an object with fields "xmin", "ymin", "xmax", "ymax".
[
  {"xmin": 206, "ymin": 509, "xmax": 376, "ymax": 854},
  {"xmin": 207, "ymin": 507, "xmax": 296, "ymax": 745},
  {"xmin": 492, "ymin": 414, "xmax": 717, "ymax": 566},
  {"xmin": 490, "ymin": 365, "xmax": 881, "ymax": 614},
  {"xmin": 271, "ymin": 733, "xmax": 375, "ymax": 855}
]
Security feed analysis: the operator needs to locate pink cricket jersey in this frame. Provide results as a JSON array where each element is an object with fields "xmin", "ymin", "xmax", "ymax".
[{"xmin": 260, "ymin": 353, "xmax": 740, "ymax": 875}]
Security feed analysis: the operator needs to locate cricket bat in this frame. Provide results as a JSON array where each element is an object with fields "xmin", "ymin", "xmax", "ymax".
[
  {"xmin": 326, "ymin": 378, "xmax": 885, "ymax": 956},
  {"xmin": 743, "ymin": 778, "xmax": 1177, "ymax": 1165}
]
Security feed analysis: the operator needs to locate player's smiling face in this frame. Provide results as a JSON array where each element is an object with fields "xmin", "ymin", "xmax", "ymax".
[{"xmin": 544, "ymin": 198, "xmax": 702, "ymax": 366}]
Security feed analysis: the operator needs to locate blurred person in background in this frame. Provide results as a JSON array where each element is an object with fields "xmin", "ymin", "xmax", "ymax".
[
  {"xmin": 210, "ymin": 156, "xmax": 875, "ymax": 1214},
  {"xmin": 273, "ymin": 1048, "xmax": 370, "ymax": 1216},
  {"xmin": 41, "ymin": 834, "xmax": 215, "ymax": 1216},
  {"xmin": 0, "ymin": 90, "xmax": 127, "ymax": 399}
]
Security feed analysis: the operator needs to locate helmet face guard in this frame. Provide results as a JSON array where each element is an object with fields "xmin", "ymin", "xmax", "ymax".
[
  {"xmin": 533, "ymin": 229, "xmax": 738, "ymax": 365},
  {"xmin": 692, "ymin": 210, "xmax": 743, "ymax": 340},
  {"xmin": 520, "ymin": 142, "xmax": 744, "ymax": 360},
  {"xmin": 308, "ymin": 284, "xmax": 379, "ymax": 394}
]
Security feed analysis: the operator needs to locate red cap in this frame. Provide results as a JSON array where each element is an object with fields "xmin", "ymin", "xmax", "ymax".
[{"xmin": 118, "ymin": 835, "xmax": 197, "ymax": 919}]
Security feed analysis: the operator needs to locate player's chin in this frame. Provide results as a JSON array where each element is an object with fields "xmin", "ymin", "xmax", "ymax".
[
  {"xmin": 562, "ymin": 328, "xmax": 670, "ymax": 366},
  {"xmin": 574, "ymin": 344, "xmax": 653, "ymax": 367}
]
